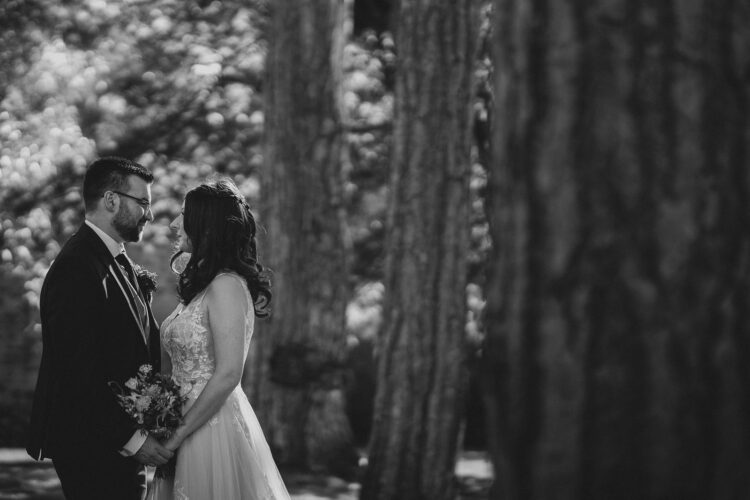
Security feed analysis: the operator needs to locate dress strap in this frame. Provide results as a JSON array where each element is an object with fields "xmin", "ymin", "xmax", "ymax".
[{"xmin": 215, "ymin": 271, "xmax": 246, "ymax": 287}]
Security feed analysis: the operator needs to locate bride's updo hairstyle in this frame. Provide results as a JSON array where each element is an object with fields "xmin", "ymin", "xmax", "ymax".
[{"xmin": 173, "ymin": 178, "xmax": 271, "ymax": 317}]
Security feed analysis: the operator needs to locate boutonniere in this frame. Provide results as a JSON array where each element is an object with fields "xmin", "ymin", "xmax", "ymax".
[{"xmin": 132, "ymin": 264, "xmax": 158, "ymax": 303}]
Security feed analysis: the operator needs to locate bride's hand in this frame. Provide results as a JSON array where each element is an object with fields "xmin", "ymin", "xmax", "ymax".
[{"xmin": 163, "ymin": 427, "xmax": 186, "ymax": 452}]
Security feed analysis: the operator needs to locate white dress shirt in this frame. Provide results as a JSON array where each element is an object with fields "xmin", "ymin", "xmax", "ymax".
[{"xmin": 84, "ymin": 220, "xmax": 148, "ymax": 456}]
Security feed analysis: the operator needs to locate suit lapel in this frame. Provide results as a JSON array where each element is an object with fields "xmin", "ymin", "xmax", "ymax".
[
  {"xmin": 78, "ymin": 224, "xmax": 149, "ymax": 349},
  {"xmin": 109, "ymin": 262, "xmax": 149, "ymax": 346}
]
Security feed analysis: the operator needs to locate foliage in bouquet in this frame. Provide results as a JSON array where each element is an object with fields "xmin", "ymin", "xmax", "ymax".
[{"xmin": 109, "ymin": 364, "xmax": 188, "ymax": 441}]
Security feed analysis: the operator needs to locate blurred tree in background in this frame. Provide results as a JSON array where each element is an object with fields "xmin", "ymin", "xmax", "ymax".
[
  {"xmin": 246, "ymin": 0, "xmax": 358, "ymax": 476},
  {"xmin": 484, "ymin": 1, "xmax": 750, "ymax": 499},
  {"xmin": 361, "ymin": 0, "xmax": 478, "ymax": 499}
]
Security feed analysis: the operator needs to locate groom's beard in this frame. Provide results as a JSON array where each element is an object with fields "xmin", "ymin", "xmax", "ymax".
[{"xmin": 113, "ymin": 205, "xmax": 147, "ymax": 242}]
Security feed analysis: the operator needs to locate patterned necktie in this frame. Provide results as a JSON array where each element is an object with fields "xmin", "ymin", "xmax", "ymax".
[
  {"xmin": 115, "ymin": 253, "xmax": 149, "ymax": 347},
  {"xmin": 115, "ymin": 253, "xmax": 138, "ymax": 290}
]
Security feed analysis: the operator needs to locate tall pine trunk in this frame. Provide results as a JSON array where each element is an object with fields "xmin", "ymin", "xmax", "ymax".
[
  {"xmin": 361, "ymin": 2, "xmax": 477, "ymax": 500},
  {"xmin": 248, "ymin": 0, "xmax": 357, "ymax": 476},
  {"xmin": 485, "ymin": 1, "xmax": 750, "ymax": 499}
]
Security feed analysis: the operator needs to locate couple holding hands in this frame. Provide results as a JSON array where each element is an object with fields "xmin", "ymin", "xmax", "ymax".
[{"xmin": 27, "ymin": 157, "xmax": 290, "ymax": 500}]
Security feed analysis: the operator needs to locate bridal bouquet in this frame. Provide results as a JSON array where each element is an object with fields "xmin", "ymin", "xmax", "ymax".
[{"xmin": 110, "ymin": 364, "xmax": 188, "ymax": 477}]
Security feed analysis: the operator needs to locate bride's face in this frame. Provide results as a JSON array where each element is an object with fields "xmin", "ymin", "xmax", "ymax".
[{"xmin": 169, "ymin": 209, "xmax": 192, "ymax": 253}]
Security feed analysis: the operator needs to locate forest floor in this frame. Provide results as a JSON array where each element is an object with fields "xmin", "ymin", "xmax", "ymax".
[{"xmin": 0, "ymin": 449, "xmax": 493, "ymax": 499}]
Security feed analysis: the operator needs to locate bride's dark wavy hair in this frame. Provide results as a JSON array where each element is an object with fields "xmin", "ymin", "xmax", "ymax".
[{"xmin": 171, "ymin": 178, "xmax": 271, "ymax": 317}]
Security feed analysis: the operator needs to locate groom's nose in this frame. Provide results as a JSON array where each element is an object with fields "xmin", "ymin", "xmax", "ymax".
[{"xmin": 144, "ymin": 207, "xmax": 154, "ymax": 222}]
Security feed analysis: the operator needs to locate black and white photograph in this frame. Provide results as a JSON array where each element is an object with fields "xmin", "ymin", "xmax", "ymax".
[{"xmin": 1, "ymin": 1, "xmax": 749, "ymax": 499}]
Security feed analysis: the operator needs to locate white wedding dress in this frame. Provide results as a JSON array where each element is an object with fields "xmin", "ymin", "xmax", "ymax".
[{"xmin": 148, "ymin": 272, "xmax": 290, "ymax": 500}]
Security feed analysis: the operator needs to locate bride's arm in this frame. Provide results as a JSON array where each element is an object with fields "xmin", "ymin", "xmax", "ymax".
[{"xmin": 163, "ymin": 275, "xmax": 247, "ymax": 450}]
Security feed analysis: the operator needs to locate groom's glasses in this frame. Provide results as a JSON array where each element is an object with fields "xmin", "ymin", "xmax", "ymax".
[{"xmin": 111, "ymin": 190, "xmax": 152, "ymax": 211}]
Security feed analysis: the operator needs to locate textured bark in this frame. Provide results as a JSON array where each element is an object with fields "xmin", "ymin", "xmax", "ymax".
[
  {"xmin": 360, "ymin": 2, "xmax": 477, "ymax": 500},
  {"xmin": 248, "ymin": 0, "xmax": 357, "ymax": 476},
  {"xmin": 486, "ymin": 0, "xmax": 750, "ymax": 499}
]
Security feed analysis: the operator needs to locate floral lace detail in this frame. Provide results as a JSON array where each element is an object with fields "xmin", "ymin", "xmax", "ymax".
[
  {"xmin": 231, "ymin": 392, "xmax": 252, "ymax": 444},
  {"xmin": 174, "ymin": 479, "xmax": 189, "ymax": 500},
  {"xmin": 161, "ymin": 291, "xmax": 214, "ymax": 407},
  {"xmin": 161, "ymin": 272, "xmax": 253, "ymax": 409}
]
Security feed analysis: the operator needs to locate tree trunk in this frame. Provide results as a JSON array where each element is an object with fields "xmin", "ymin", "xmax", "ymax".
[
  {"xmin": 486, "ymin": 1, "xmax": 750, "ymax": 499},
  {"xmin": 360, "ymin": 2, "xmax": 477, "ymax": 500},
  {"xmin": 248, "ymin": 0, "xmax": 357, "ymax": 476}
]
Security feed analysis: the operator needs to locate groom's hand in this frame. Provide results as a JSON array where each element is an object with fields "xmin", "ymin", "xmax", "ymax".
[{"xmin": 133, "ymin": 435, "xmax": 174, "ymax": 466}]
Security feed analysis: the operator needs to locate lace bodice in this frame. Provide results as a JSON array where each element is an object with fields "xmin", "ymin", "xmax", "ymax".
[{"xmin": 161, "ymin": 272, "xmax": 254, "ymax": 402}]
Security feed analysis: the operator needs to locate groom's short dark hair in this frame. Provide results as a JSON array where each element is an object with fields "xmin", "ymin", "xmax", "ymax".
[{"xmin": 83, "ymin": 157, "xmax": 154, "ymax": 212}]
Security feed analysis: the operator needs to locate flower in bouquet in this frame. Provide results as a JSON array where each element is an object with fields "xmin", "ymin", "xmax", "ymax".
[{"xmin": 110, "ymin": 363, "xmax": 189, "ymax": 477}]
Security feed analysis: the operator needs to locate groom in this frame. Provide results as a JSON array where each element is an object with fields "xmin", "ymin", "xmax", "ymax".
[{"xmin": 27, "ymin": 157, "xmax": 173, "ymax": 499}]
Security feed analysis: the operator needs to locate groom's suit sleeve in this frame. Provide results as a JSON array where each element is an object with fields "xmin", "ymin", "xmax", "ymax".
[{"xmin": 45, "ymin": 253, "xmax": 140, "ymax": 452}]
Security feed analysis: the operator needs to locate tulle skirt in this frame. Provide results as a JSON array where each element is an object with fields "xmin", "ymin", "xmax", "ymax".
[{"xmin": 148, "ymin": 386, "xmax": 290, "ymax": 500}]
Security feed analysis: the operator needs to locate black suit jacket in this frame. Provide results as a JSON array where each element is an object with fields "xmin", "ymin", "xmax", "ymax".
[{"xmin": 27, "ymin": 223, "xmax": 161, "ymax": 460}]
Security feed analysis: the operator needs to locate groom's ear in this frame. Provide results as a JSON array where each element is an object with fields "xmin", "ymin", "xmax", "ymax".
[{"xmin": 101, "ymin": 191, "xmax": 119, "ymax": 213}]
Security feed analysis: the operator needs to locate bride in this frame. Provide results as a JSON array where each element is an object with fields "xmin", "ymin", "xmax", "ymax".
[{"xmin": 148, "ymin": 179, "xmax": 290, "ymax": 499}]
